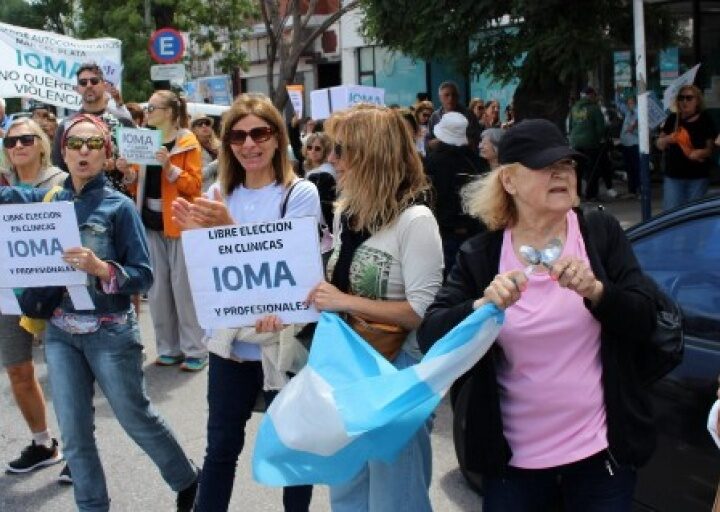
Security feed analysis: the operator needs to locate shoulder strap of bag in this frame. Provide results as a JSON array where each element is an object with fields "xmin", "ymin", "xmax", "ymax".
[
  {"xmin": 42, "ymin": 185, "xmax": 63, "ymax": 203},
  {"xmin": 583, "ymin": 206, "xmax": 610, "ymax": 266},
  {"xmin": 280, "ymin": 178, "xmax": 303, "ymax": 218}
]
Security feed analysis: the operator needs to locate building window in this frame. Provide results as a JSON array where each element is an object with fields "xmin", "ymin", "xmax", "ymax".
[{"xmin": 358, "ymin": 46, "xmax": 375, "ymax": 86}]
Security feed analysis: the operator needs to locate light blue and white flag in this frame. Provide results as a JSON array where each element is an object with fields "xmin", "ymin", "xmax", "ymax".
[{"xmin": 252, "ymin": 303, "xmax": 504, "ymax": 486}]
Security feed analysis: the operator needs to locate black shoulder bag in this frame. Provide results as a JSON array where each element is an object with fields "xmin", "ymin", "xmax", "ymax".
[{"xmin": 585, "ymin": 209, "xmax": 684, "ymax": 386}]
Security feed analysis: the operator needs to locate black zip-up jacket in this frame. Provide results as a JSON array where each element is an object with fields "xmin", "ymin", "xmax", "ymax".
[{"xmin": 417, "ymin": 208, "xmax": 657, "ymax": 476}]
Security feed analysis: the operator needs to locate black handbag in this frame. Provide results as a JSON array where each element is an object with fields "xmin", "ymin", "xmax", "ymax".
[
  {"xmin": 18, "ymin": 287, "xmax": 65, "ymax": 319},
  {"xmin": 585, "ymin": 209, "xmax": 684, "ymax": 385},
  {"xmin": 635, "ymin": 276, "xmax": 684, "ymax": 385}
]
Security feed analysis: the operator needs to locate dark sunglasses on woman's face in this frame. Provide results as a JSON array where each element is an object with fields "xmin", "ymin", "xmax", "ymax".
[
  {"xmin": 78, "ymin": 77, "xmax": 102, "ymax": 87},
  {"xmin": 65, "ymin": 136, "xmax": 106, "ymax": 151},
  {"xmin": 306, "ymin": 145, "xmax": 323, "ymax": 152},
  {"xmin": 333, "ymin": 143, "xmax": 343, "ymax": 158},
  {"xmin": 677, "ymin": 94, "xmax": 696, "ymax": 102},
  {"xmin": 193, "ymin": 119, "xmax": 212, "ymax": 128},
  {"xmin": 228, "ymin": 127, "xmax": 275, "ymax": 145},
  {"xmin": 3, "ymin": 134, "xmax": 38, "ymax": 148}
]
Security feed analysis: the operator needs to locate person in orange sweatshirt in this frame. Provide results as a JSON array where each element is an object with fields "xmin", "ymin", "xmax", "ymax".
[{"xmin": 118, "ymin": 90, "xmax": 207, "ymax": 371}]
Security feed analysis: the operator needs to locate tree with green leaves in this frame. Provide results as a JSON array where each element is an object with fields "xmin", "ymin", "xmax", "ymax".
[
  {"xmin": 178, "ymin": 0, "xmax": 257, "ymax": 85},
  {"xmin": 359, "ymin": 0, "xmax": 681, "ymax": 124},
  {"xmin": 260, "ymin": 0, "xmax": 360, "ymax": 109},
  {"xmin": 0, "ymin": 0, "xmax": 74, "ymax": 34}
]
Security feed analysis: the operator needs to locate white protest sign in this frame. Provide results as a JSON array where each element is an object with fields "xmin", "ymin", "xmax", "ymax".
[
  {"xmin": 311, "ymin": 85, "xmax": 385, "ymax": 120},
  {"xmin": 0, "ymin": 288, "xmax": 21, "ymax": 315},
  {"xmin": 0, "ymin": 22, "xmax": 122, "ymax": 110},
  {"xmin": 286, "ymin": 84, "xmax": 304, "ymax": 117},
  {"xmin": 642, "ymin": 92, "xmax": 667, "ymax": 130},
  {"xmin": 182, "ymin": 216, "xmax": 324, "ymax": 329},
  {"xmin": 100, "ymin": 58, "xmax": 123, "ymax": 87},
  {"xmin": 0, "ymin": 201, "xmax": 87, "ymax": 288},
  {"xmin": 662, "ymin": 63, "xmax": 700, "ymax": 111},
  {"xmin": 118, "ymin": 128, "xmax": 162, "ymax": 166}
]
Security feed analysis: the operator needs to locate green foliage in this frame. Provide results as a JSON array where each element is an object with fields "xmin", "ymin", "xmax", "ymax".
[
  {"xmin": 359, "ymin": 0, "xmax": 682, "ymax": 88},
  {"xmin": 177, "ymin": 0, "xmax": 257, "ymax": 75},
  {"xmin": 76, "ymin": 0, "xmax": 156, "ymax": 102},
  {"xmin": 0, "ymin": 0, "xmax": 46, "ymax": 30}
]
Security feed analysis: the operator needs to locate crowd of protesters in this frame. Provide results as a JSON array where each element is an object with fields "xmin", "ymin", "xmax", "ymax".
[{"xmin": 0, "ymin": 63, "xmax": 718, "ymax": 512}]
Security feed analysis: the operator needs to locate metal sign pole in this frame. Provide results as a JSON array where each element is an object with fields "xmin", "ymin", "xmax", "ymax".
[{"xmin": 634, "ymin": 0, "xmax": 652, "ymax": 221}]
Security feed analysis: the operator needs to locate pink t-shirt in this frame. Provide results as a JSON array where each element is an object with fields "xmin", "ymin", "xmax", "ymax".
[{"xmin": 497, "ymin": 210, "xmax": 608, "ymax": 469}]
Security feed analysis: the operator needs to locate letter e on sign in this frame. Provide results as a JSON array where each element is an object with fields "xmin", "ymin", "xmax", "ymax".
[{"xmin": 149, "ymin": 28, "xmax": 185, "ymax": 64}]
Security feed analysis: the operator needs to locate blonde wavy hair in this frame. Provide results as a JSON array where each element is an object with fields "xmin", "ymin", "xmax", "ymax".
[
  {"xmin": 463, "ymin": 163, "xmax": 580, "ymax": 230},
  {"xmin": 217, "ymin": 93, "xmax": 294, "ymax": 195},
  {"xmin": 3, "ymin": 118, "xmax": 52, "ymax": 171},
  {"xmin": 325, "ymin": 104, "xmax": 429, "ymax": 233}
]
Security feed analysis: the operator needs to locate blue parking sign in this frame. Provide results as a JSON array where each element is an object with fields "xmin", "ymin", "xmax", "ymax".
[{"xmin": 149, "ymin": 28, "xmax": 185, "ymax": 64}]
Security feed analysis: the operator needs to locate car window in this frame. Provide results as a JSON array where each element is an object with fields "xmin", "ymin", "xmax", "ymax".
[{"xmin": 632, "ymin": 215, "xmax": 720, "ymax": 341}]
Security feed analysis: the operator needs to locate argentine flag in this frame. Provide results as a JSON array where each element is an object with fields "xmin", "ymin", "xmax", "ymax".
[{"xmin": 252, "ymin": 303, "xmax": 504, "ymax": 486}]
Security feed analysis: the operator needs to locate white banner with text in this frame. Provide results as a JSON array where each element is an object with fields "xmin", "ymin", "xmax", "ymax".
[
  {"xmin": 0, "ymin": 21, "xmax": 122, "ymax": 110},
  {"xmin": 0, "ymin": 201, "xmax": 87, "ymax": 288},
  {"xmin": 182, "ymin": 216, "xmax": 324, "ymax": 329}
]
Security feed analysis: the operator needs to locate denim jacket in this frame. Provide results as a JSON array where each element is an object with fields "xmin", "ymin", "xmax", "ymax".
[{"xmin": 0, "ymin": 173, "xmax": 153, "ymax": 314}]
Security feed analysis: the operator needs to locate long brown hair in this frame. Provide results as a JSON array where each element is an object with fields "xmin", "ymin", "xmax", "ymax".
[
  {"xmin": 326, "ymin": 104, "xmax": 430, "ymax": 233},
  {"xmin": 217, "ymin": 93, "xmax": 294, "ymax": 195}
]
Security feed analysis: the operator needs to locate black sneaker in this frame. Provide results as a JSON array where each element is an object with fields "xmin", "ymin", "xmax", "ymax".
[
  {"xmin": 58, "ymin": 463, "xmax": 72, "ymax": 485},
  {"xmin": 6, "ymin": 439, "xmax": 62, "ymax": 473},
  {"xmin": 176, "ymin": 471, "xmax": 199, "ymax": 511}
]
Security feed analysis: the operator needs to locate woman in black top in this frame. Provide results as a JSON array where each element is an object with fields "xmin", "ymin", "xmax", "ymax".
[{"xmin": 656, "ymin": 85, "xmax": 717, "ymax": 211}]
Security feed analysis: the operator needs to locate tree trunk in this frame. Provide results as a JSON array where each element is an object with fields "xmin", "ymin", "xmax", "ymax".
[{"xmin": 512, "ymin": 51, "xmax": 581, "ymax": 132}]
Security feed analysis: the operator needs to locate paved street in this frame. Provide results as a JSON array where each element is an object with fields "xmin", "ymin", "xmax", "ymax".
[
  {"xmin": 0, "ymin": 302, "xmax": 479, "ymax": 511},
  {"xmin": 0, "ymin": 189, "xmax": 671, "ymax": 512}
]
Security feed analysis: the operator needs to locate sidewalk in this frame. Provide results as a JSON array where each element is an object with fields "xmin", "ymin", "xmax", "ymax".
[{"xmin": 583, "ymin": 176, "xmax": 719, "ymax": 229}]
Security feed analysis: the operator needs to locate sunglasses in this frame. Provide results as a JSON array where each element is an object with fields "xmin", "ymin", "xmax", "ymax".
[
  {"xmin": 306, "ymin": 145, "xmax": 323, "ymax": 152},
  {"xmin": 3, "ymin": 134, "xmax": 38, "ymax": 148},
  {"xmin": 65, "ymin": 135, "xmax": 106, "ymax": 151},
  {"xmin": 193, "ymin": 119, "xmax": 212, "ymax": 128},
  {"xmin": 333, "ymin": 142, "xmax": 343, "ymax": 158},
  {"xmin": 144, "ymin": 104, "xmax": 168, "ymax": 113},
  {"xmin": 677, "ymin": 95, "xmax": 696, "ymax": 101},
  {"xmin": 228, "ymin": 127, "xmax": 275, "ymax": 145},
  {"xmin": 78, "ymin": 77, "xmax": 102, "ymax": 87},
  {"xmin": 545, "ymin": 159, "xmax": 577, "ymax": 171}
]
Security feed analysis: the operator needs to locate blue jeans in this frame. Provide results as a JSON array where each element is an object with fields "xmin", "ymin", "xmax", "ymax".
[
  {"xmin": 44, "ymin": 315, "xmax": 197, "ymax": 512},
  {"xmin": 196, "ymin": 355, "xmax": 312, "ymax": 511},
  {"xmin": 330, "ymin": 351, "xmax": 433, "ymax": 512},
  {"xmin": 663, "ymin": 177, "xmax": 709, "ymax": 211},
  {"xmin": 483, "ymin": 450, "xmax": 636, "ymax": 512}
]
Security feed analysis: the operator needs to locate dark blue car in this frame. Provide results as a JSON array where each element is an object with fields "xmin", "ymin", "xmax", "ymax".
[{"xmin": 627, "ymin": 195, "xmax": 720, "ymax": 511}]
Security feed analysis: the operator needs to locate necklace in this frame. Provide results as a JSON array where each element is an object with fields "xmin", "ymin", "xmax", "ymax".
[{"xmin": 519, "ymin": 238, "xmax": 563, "ymax": 275}]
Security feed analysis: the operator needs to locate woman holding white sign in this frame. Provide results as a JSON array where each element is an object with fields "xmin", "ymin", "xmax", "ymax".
[
  {"xmin": 118, "ymin": 90, "xmax": 207, "ymax": 371},
  {"xmin": 172, "ymin": 93, "xmax": 322, "ymax": 511},
  {"xmin": 0, "ymin": 114, "xmax": 200, "ymax": 511},
  {"xmin": 0, "ymin": 118, "xmax": 68, "ymax": 477},
  {"xmin": 306, "ymin": 105, "xmax": 444, "ymax": 512}
]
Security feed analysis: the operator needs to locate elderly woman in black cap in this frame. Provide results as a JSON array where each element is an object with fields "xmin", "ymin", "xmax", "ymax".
[{"xmin": 418, "ymin": 119, "xmax": 657, "ymax": 511}]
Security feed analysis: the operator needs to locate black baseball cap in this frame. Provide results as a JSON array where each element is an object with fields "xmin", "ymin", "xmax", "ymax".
[{"xmin": 498, "ymin": 119, "xmax": 585, "ymax": 169}]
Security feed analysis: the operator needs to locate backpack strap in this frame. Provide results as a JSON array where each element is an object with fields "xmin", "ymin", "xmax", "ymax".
[
  {"xmin": 280, "ymin": 178, "xmax": 304, "ymax": 218},
  {"xmin": 42, "ymin": 185, "xmax": 63, "ymax": 202},
  {"xmin": 583, "ymin": 206, "xmax": 610, "ymax": 266}
]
